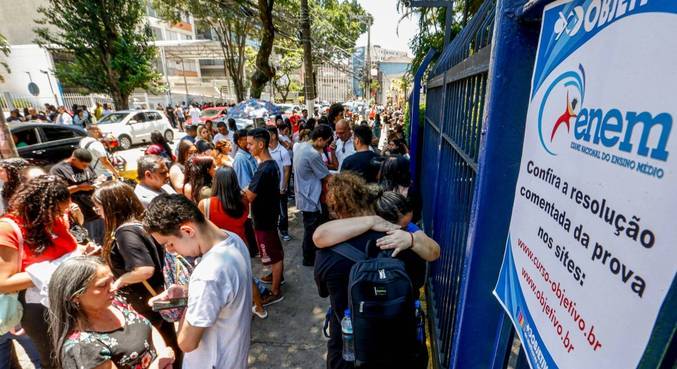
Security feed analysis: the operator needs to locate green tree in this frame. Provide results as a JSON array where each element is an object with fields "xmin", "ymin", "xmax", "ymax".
[
  {"xmin": 153, "ymin": 0, "xmax": 253, "ymax": 102},
  {"xmin": 271, "ymin": 41, "xmax": 302, "ymax": 102},
  {"xmin": 397, "ymin": 0, "xmax": 482, "ymax": 76},
  {"xmin": 0, "ymin": 33, "xmax": 10, "ymax": 83},
  {"xmin": 34, "ymin": 0, "xmax": 161, "ymax": 110}
]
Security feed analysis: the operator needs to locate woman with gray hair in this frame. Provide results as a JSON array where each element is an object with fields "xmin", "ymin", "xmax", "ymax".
[{"xmin": 48, "ymin": 256, "xmax": 175, "ymax": 369}]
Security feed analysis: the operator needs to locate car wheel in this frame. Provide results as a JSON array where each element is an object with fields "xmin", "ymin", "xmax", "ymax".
[
  {"xmin": 118, "ymin": 135, "xmax": 132, "ymax": 150},
  {"xmin": 164, "ymin": 129, "xmax": 174, "ymax": 142}
]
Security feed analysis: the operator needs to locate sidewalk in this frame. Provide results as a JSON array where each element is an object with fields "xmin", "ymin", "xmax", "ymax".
[{"xmin": 248, "ymin": 206, "xmax": 329, "ymax": 368}]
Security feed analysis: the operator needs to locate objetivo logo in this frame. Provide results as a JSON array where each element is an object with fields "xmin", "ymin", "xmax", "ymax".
[{"xmin": 537, "ymin": 64, "xmax": 585, "ymax": 156}]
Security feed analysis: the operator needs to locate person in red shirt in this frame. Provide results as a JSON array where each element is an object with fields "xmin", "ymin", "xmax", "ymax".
[
  {"xmin": 198, "ymin": 166, "xmax": 268, "ymax": 318},
  {"xmin": 0, "ymin": 175, "xmax": 79, "ymax": 369}
]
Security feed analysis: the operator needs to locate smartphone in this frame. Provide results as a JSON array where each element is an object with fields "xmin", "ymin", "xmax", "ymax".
[{"xmin": 152, "ymin": 298, "xmax": 188, "ymax": 311}]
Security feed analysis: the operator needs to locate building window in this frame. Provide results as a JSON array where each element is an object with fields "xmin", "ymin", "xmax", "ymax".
[{"xmin": 151, "ymin": 27, "xmax": 163, "ymax": 41}]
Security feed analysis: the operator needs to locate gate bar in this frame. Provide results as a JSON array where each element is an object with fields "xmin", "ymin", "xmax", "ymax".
[{"xmin": 447, "ymin": 0, "xmax": 541, "ymax": 367}]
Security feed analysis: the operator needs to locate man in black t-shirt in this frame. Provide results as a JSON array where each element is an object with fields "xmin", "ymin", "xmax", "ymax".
[
  {"xmin": 340, "ymin": 125, "xmax": 380, "ymax": 183},
  {"xmin": 49, "ymin": 148, "xmax": 103, "ymax": 244},
  {"xmin": 244, "ymin": 128, "xmax": 285, "ymax": 306}
]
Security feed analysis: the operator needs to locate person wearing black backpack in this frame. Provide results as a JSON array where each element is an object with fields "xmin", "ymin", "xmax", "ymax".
[{"xmin": 314, "ymin": 173, "xmax": 436, "ymax": 369}]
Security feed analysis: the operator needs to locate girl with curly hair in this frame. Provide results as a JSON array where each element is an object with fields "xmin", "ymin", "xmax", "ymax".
[
  {"xmin": 0, "ymin": 158, "xmax": 28, "ymax": 213},
  {"xmin": 182, "ymin": 154, "xmax": 216, "ymax": 203},
  {"xmin": 0, "ymin": 175, "xmax": 79, "ymax": 369}
]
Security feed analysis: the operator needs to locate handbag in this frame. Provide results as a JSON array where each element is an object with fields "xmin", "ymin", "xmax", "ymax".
[{"xmin": 0, "ymin": 218, "xmax": 24, "ymax": 335}]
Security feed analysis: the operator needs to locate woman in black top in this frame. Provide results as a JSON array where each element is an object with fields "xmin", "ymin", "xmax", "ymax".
[{"xmin": 92, "ymin": 181, "xmax": 181, "ymax": 368}]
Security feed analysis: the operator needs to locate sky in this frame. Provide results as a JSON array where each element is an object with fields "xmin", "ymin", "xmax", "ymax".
[{"xmin": 355, "ymin": 0, "xmax": 419, "ymax": 56}]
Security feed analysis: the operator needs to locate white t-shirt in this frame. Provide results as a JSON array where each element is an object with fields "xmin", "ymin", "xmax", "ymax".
[
  {"xmin": 183, "ymin": 232, "xmax": 252, "ymax": 369},
  {"xmin": 79, "ymin": 137, "xmax": 108, "ymax": 176},
  {"xmin": 212, "ymin": 131, "xmax": 234, "ymax": 145},
  {"xmin": 133, "ymin": 183, "xmax": 177, "ymax": 208},
  {"xmin": 189, "ymin": 106, "xmax": 201, "ymax": 122},
  {"xmin": 269, "ymin": 142, "xmax": 292, "ymax": 191}
]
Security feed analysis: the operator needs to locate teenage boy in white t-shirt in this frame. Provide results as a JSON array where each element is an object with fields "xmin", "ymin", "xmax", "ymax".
[{"xmin": 144, "ymin": 194, "xmax": 252, "ymax": 369}]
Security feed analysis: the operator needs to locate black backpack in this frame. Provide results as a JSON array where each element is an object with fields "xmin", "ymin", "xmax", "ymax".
[{"xmin": 332, "ymin": 240, "xmax": 418, "ymax": 367}]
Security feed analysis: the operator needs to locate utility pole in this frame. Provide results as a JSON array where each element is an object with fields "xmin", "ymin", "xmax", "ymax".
[
  {"xmin": 180, "ymin": 59, "xmax": 189, "ymax": 104},
  {"xmin": 300, "ymin": 0, "xmax": 315, "ymax": 114},
  {"xmin": 364, "ymin": 23, "xmax": 371, "ymax": 104}
]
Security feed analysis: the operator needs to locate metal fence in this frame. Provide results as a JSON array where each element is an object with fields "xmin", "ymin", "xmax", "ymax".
[{"xmin": 419, "ymin": 1, "xmax": 495, "ymax": 367}]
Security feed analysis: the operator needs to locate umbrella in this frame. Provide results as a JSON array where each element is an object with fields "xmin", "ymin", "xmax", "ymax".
[{"xmin": 227, "ymin": 98, "xmax": 282, "ymax": 120}]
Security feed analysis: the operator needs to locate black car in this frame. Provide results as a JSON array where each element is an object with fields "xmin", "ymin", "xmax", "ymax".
[{"xmin": 9, "ymin": 122, "xmax": 87, "ymax": 167}]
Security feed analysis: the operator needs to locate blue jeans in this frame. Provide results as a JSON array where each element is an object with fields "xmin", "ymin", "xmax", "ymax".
[{"xmin": 0, "ymin": 332, "xmax": 41, "ymax": 369}]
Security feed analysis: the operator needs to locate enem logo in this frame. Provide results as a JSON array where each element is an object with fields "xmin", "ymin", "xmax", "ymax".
[
  {"xmin": 537, "ymin": 65, "xmax": 586, "ymax": 156},
  {"xmin": 537, "ymin": 64, "xmax": 672, "ymax": 162}
]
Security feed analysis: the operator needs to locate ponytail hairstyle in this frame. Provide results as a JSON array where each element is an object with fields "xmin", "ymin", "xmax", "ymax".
[{"xmin": 375, "ymin": 191, "xmax": 412, "ymax": 225}]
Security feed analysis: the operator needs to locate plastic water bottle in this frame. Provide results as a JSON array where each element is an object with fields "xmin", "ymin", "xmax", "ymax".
[
  {"xmin": 341, "ymin": 309, "xmax": 355, "ymax": 362},
  {"xmin": 415, "ymin": 300, "xmax": 424, "ymax": 343}
]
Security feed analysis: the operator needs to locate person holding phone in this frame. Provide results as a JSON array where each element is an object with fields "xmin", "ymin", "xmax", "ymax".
[
  {"xmin": 47, "ymin": 256, "xmax": 175, "ymax": 369},
  {"xmin": 50, "ymin": 148, "xmax": 104, "ymax": 245},
  {"xmin": 144, "ymin": 194, "xmax": 252, "ymax": 369},
  {"xmin": 93, "ymin": 181, "xmax": 181, "ymax": 368}
]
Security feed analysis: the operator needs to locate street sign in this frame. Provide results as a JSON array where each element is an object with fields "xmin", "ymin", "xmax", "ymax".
[{"xmin": 494, "ymin": 1, "xmax": 677, "ymax": 368}]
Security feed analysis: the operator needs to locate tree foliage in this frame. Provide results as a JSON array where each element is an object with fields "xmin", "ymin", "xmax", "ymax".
[
  {"xmin": 272, "ymin": 39, "xmax": 303, "ymax": 102},
  {"xmin": 0, "ymin": 33, "xmax": 10, "ymax": 83},
  {"xmin": 153, "ymin": 0, "xmax": 254, "ymax": 102},
  {"xmin": 398, "ymin": 0, "xmax": 485, "ymax": 77},
  {"xmin": 34, "ymin": 0, "xmax": 161, "ymax": 109}
]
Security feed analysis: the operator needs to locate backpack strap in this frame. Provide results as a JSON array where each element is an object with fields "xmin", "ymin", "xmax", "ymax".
[
  {"xmin": 83, "ymin": 138, "xmax": 101, "ymax": 169},
  {"xmin": 330, "ymin": 242, "xmax": 366, "ymax": 263},
  {"xmin": 204, "ymin": 198, "xmax": 211, "ymax": 221}
]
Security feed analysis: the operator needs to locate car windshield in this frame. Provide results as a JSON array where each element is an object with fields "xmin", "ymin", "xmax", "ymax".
[
  {"xmin": 98, "ymin": 112, "xmax": 128, "ymax": 124},
  {"xmin": 200, "ymin": 108, "xmax": 223, "ymax": 117}
]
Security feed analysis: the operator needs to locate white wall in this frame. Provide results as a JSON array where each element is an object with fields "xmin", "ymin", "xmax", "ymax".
[{"xmin": 0, "ymin": 44, "xmax": 62, "ymax": 106}]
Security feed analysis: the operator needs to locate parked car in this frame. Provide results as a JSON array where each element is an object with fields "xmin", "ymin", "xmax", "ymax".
[
  {"xmin": 9, "ymin": 122, "xmax": 87, "ymax": 167},
  {"xmin": 213, "ymin": 116, "xmax": 255, "ymax": 131},
  {"xmin": 277, "ymin": 104, "xmax": 301, "ymax": 119},
  {"xmin": 185, "ymin": 106, "xmax": 228, "ymax": 126},
  {"xmin": 97, "ymin": 109, "xmax": 174, "ymax": 150}
]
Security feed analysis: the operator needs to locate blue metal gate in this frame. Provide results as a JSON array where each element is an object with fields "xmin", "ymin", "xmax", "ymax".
[
  {"xmin": 420, "ymin": 2, "xmax": 495, "ymax": 367},
  {"xmin": 409, "ymin": 0, "xmax": 677, "ymax": 368}
]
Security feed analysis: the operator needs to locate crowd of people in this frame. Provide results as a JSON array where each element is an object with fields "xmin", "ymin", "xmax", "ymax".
[{"xmin": 0, "ymin": 101, "xmax": 438, "ymax": 369}]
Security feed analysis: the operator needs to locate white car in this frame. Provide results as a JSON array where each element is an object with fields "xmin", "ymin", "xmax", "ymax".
[{"xmin": 97, "ymin": 110, "xmax": 174, "ymax": 150}]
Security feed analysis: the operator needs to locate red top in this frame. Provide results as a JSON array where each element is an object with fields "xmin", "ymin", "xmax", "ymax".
[
  {"xmin": 0, "ymin": 214, "xmax": 77, "ymax": 272},
  {"xmin": 290, "ymin": 114, "xmax": 301, "ymax": 133},
  {"xmin": 207, "ymin": 197, "xmax": 249, "ymax": 246}
]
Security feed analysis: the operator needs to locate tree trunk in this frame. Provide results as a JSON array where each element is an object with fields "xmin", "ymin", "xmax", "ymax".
[
  {"xmin": 0, "ymin": 109, "xmax": 18, "ymax": 159},
  {"xmin": 113, "ymin": 90, "xmax": 129, "ymax": 110},
  {"xmin": 250, "ymin": 0, "xmax": 275, "ymax": 99}
]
